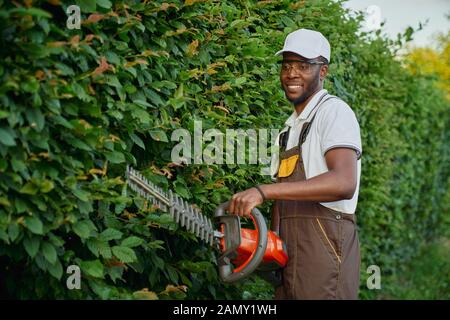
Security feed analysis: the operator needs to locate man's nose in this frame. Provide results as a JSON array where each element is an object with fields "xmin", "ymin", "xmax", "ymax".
[{"xmin": 287, "ymin": 69, "xmax": 302, "ymax": 78}]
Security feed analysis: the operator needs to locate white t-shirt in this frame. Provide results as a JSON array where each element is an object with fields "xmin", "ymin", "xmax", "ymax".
[{"xmin": 270, "ymin": 89, "xmax": 362, "ymax": 214}]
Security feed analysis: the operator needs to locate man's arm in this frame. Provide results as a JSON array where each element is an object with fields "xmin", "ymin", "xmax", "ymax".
[{"xmin": 229, "ymin": 147, "xmax": 358, "ymax": 217}]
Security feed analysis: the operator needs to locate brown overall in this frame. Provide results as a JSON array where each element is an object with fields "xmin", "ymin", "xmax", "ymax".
[{"xmin": 273, "ymin": 95, "xmax": 360, "ymax": 300}]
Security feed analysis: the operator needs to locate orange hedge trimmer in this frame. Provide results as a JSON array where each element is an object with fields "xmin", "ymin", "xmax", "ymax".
[{"xmin": 126, "ymin": 166, "xmax": 288, "ymax": 283}]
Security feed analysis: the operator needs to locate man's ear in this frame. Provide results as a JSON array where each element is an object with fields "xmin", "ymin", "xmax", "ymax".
[{"xmin": 320, "ymin": 65, "xmax": 328, "ymax": 81}]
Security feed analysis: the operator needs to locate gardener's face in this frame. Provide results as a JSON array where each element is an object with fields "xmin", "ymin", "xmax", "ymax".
[{"xmin": 280, "ymin": 52, "xmax": 326, "ymax": 106}]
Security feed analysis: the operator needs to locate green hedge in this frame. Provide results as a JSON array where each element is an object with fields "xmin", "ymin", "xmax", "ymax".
[{"xmin": 0, "ymin": 0, "xmax": 448, "ymax": 299}]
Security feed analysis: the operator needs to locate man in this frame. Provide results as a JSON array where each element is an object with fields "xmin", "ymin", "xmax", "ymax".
[{"xmin": 228, "ymin": 28, "xmax": 362, "ymax": 299}]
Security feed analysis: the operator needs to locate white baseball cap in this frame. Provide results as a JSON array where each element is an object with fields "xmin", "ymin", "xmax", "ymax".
[{"xmin": 275, "ymin": 28, "xmax": 331, "ymax": 63}]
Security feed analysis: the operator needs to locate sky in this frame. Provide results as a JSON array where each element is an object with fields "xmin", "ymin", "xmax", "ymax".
[{"xmin": 342, "ymin": 0, "xmax": 450, "ymax": 49}]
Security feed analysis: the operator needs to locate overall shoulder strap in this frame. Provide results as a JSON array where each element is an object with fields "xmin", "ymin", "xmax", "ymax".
[
  {"xmin": 279, "ymin": 127, "xmax": 290, "ymax": 152},
  {"xmin": 298, "ymin": 94, "xmax": 339, "ymax": 148}
]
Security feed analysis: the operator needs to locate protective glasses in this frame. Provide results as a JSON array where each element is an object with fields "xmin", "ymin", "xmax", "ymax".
[{"xmin": 279, "ymin": 59, "xmax": 325, "ymax": 75}]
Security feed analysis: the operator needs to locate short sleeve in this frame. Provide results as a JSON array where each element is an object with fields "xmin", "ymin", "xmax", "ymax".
[{"xmin": 317, "ymin": 100, "xmax": 362, "ymax": 160}]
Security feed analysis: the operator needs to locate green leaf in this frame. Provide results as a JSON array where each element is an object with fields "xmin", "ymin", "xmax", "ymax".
[
  {"xmin": 78, "ymin": 200, "xmax": 93, "ymax": 215},
  {"xmin": 0, "ymin": 230, "xmax": 8, "ymax": 243},
  {"xmin": 68, "ymin": 137, "xmax": 92, "ymax": 151},
  {"xmin": 130, "ymin": 133, "xmax": 145, "ymax": 150},
  {"xmin": 87, "ymin": 238, "xmax": 112, "ymax": 258},
  {"xmin": 131, "ymin": 108, "xmax": 151, "ymax": 124},
  {"xmin": 97, "ymin": 0, "xmax": 112, "ymax": 9},
  {"xmin": 86, "ymin": 238, "xmax": 99, "ymax": 257},
  {"xmin": 174, "ymin": 83, "xmax": 184, "ymax": 99},
  {"xmin": 11, "ymin": 158, "xmax": 27, "ymax": 172},
  {"xmin": 124, "ymin": 84, "xmax": 137, "ymax": 94},
  {"xmin": 179, "ymin": 272, "xmax": 192, "ymax": 287},
  {"xmin": 0, "ymin": 197, "xmax": 10, "ymax": 207},
  {"xmin": 159, "ymin": 214, "xmax": 175, "ymax": 225},
  {"xmin": 47, "ymin": 259, "xmax": 63, "ymax": 280},
  {"xmin": 112, "ymin": 246, "xmax": 137, "ymax": 263},
  {"xmin": 46, "ymin": 99, "xmax": 61, "ymax": 114},
  {"xmin": 174, "ymin": 182, "xmax": 191, "ymax": 199},
  {"xmin": 147, "ymin": 240, "xmax": 165, "ymax": 250},
  {"xmin": 144, "ymin": 89, "xmax": 164, "ymax": 106},
  {"xmin": 98, "ymin": 242, "xmax": 112, "ymax": 259},
  {"xmin": 166, "ymin": 265, "xmax": 179, "ymax": 284},
  {"xmin": 0, "ymin": 128, "xmax": 16, "ymax": 146},
  {"xmin": 73, "ymin": 220, "xmax": 96, "ymax": 239},
  {"xmin": 42, "ymin": 241, "xmax": 57, "ymax": 264},
  {"xmin": 24, "ymin": 216, "xmax": 43, "ymax": 235},
  {"xmin": 230, "ymin": 19, "xmax": 246, "ymax": 29},
  {"xmin": 52, "ymin": 115, "xmax": 73, "ymax": 129},
  {"xmin": 23, "ymin": 236, "xmax": 40, "ymax": 258},
  {"xmin": 22, "ymin": 79, "xmax": 40, "ymax": 93},
  {"xmin": 20, "ymin": 182, "xmax": 38, "ymax": 195},
  {"xmin": 114, "ymin": 200, "xmax": 127, "ymax": 214},
  {"xmin": 133, "ymin": 99, "xmax": 152, "ymax": 108},
  {"xmin": 75, "ymin": 0, "xmax": 96, "ymax": 12},
  {"xmin": 9, "ymin": 7, "xmax": 52, "ymax": 18},
  {"xmin": 15, "ymin": 198, "xmax": 27, "ymax": 213},
  {"xmin": 80, "ymin": 260, "xmax": 104, "ymax": 278},
  {"xmin": 159, "ymin": 81, "xmax": 177, "ymax": 90},
  {"xmin": 0, "ymin": 158, "xmax": 7, "ymax": 171},
  {"xmin": 106, "ymin": 75, "xmax": 122, "ymax": 88},
  {"xmin": 72, "ymin": 188, "xmax": 89, "ymax": 202},
  {"xmin": 121, "ymin": 236, "xmax": 144, "ymax": 248},
  {"xmin": 34, "ymin": 253, "xmax": 47, "ymax": 272},
  {"xmin": 235, "ymin": 77, "xmax": 247, "ymax": 86},
  {"xmin": 107, "ymin": 266, "xmax": 124, "ymax": 283},
  {"xmin": 104, "ymin": 151, "xmax": 126, "ymax": 164},
  {"xmin": 26, "ymin": 108, "xmax": 45, "ymax": 131},
  {"xmin": 152, "ymin": 254, "xmax": 165, "ymax": 270},
  {"xmin": 99, "ymin": 228, "xmax": 123, "ymax": 241},
  {"xmin": 40, "ymin": 180, "xmax": 54, "ymax": 193},
  {"xmin": 71, "ymin": 82, "xmax": 90, "ymax": 102},
  {"xmin": 150, "ymin": 130, "xmax": 168, "ymax": 142},
  {"xmin": 48, "ymin": 233, "xmax": 64, "ymax": 247},
  {"xmin": 8, "ymin": 223, "xmax": 19, "ymax": 241},
  {"xmin": 33, "ymin": 93, "xmax": 42, "ymax": 107},
  {"xmin": 0, "ymin": 110, "xmax": 9, "ymax": 119}
]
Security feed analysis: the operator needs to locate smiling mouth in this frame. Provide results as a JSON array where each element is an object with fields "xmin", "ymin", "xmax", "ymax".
[{"xmin": 286, "ymin": 84, "xmax": 304, "ymax": 93}]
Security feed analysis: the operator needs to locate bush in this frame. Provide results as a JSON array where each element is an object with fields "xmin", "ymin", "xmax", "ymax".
[{"xmin": 0, "ymin": 0, "xmax": 448, "ymax": 299}]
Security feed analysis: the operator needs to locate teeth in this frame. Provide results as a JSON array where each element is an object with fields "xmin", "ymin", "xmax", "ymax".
[
  {"xmin": 184, "ymin": 203, "xmax": 190, "ymax": 229},
  {"xmin": 199, "ymin": 214, "xmax": 205, "ymax": 240},
  {"xmin": 288, "ymin": 85, "xmax": 302, "ymax": 88},
  {"xmin": 180, "ymin": 204, "xmax": 186, "ymax": 227},
  {"xmin": 169, "ymin": 190, "xmax": 175, "ymax": 219},
  {"xmin": 195, "ymin": 209, "xmax": 201, "ymax": 237},
  {"xmin": 174, "ymin": 195, "xmax": 180, "ymax": 223}
]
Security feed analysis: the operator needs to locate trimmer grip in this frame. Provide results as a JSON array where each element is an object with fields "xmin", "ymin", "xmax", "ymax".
[{"xmin": 215, "ymin": 201, "xmax": 268, "ymax": 283}]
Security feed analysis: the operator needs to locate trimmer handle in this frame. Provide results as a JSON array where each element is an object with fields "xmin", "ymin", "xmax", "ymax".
[{"xmin": 215, "ymin": 201, "xmax": 268, "ymax": 283}]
